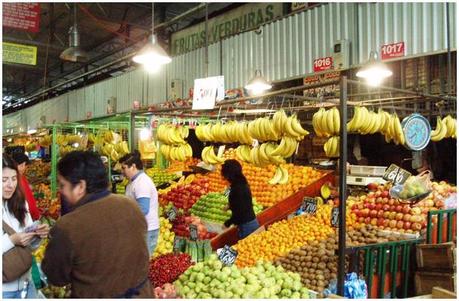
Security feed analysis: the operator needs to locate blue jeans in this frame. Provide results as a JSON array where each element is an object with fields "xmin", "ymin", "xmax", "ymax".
[
  {"xmin": 238, "ymin": 219, "xmax": 260, "ymax": 239},
  {"xmin": 146, "ymin": 229, "xmax": 159, "ymax": 256},
  {"xmin": 3, "ymin": 281, "xmax": 36, "ymax": 299}
]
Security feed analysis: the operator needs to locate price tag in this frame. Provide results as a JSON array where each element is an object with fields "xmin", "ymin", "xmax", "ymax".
[
  {"xmin": 189, "ymin": 224, "xmax": 198, "ymax": 241},
  {"xmin": 252, "ymin": 139, "xmax": 259, "ymax": 148},
  {"xmin": 381, "ymin": 41, "xmax": 405, "ymax": 60},
  {"xmin": 383, "ymin": 164, "xmax": 411, "ymax": 185},
  {"xmin": 173, "ymin": 236, "xmax": 181, "ymax": 253},
  {"xmin": 313, "ymin": 57, "xmax": 333, "ymax": 72},
  {"xmin": 301, "ymin": 197, "xmax": 317, "ymax": 214},
  {"xmin": 217, "ymin": 145, "xmax": 226, "ymax": 157},
  {"xmin": 218, "ymin": 245, "xmax": 238, "ymax": 266},
  {"xmin": 167, "ymin": 206, "xmax": 178, "ymax": 222},
  {"xmin": 331, "ymin": 207, "xmax": 339, "ymax": 228}
]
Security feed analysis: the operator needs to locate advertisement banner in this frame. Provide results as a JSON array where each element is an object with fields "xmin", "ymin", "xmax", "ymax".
[
  {"xmin": 3, "ymin": 42, "xmax": 37, "ymax": 65},
  {"xmin": 3, "ymin": 3, "xmax": 40, "ymax": 33}
]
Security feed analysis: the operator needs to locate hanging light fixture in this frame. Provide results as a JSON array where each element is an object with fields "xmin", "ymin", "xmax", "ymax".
[
  {"xmin": 60, "ymin": 4, "xmax": 89, "ymax": 62},
  {"xmin": 356, "ymin": 51, "xmax": 392, "ymax": 87},
  {"xmin": 133, "ymin": 2, "xmax": 171, "ymax": 73},
  {"xmin": 245, "ymin": 70, "xmax": 272, "ymax": 95}
]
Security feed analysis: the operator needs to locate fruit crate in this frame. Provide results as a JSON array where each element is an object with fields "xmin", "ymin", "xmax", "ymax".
[
  {"xmin": 416, "ymin": 242, "xmax": 456, "ymax": 272},
  {"xmin": 414, "ymin": 271, "xmax": 456, "ymax": 295},
  {"xmin": 350, "ymin": 165, "xmax": 387, "ymax": 177}
]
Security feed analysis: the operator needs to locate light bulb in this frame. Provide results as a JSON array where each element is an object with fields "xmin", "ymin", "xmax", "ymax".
[{"xmin": 143, "ymin": 62, "xmax": 161, "ymax": 74}]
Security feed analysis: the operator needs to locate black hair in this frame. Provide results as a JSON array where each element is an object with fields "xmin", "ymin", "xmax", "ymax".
[
  {"xmin": 3, "ymin": 154, "xmax": 27, "ymax": 226},
  {"xmin": 119, "ymin": 150, "xmax": 143, "ymax": 170},
  {"xmin": 221, "ymin": 159, "xmax": 248, "ymax": 184},
  {"xmin": 57, "ymin": 151, "xmax": 109, "ymax": 194},
  {"xmin": 11, "ymin": 152, "xmax": 29, "ymax": 165}
]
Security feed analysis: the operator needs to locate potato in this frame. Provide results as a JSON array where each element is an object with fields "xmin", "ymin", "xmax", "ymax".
[
  {"xmin": 317, "ymin": 249, "xmax": 326, "ymax": 257},
  {"xmin": 318, "ymin": 243, "xmax": 326, "ymax": 249},
  {"xmin": 312, "ymin": 257, "xmax": 319, "ymax": 263},
  {"xmin": 320, "ymin": 255, "xmax": 329, "ymax": 263},
  {"xmin": 311, "ymin": 263, "xmax": 318, "ymax": 269},
  {"xmin": 311, "ymin": 280, "xmax": 317, "ymax": 286},
  {"xmin": 306, "ymin": 261, "xmax": 312, "ymax": 268},
  {"xmin": 305, "ymin": 255, "xmax": 312, "ymax": 262},
  {"xmin": 317, "ymin": 262, "xmax": 327, "ymax": 270}
]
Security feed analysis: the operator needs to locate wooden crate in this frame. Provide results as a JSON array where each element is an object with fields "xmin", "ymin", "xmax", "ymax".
[
  {"xmin": 416, "ymin": 242, "xmax": 456, "ymax": 271},
  {"xmin": 415, "ymin": 271, "xmax": 456, "ymax": 295},
  {"xmin": 409, "ymin": 286, "xmax": 457, "ymax": 299}
]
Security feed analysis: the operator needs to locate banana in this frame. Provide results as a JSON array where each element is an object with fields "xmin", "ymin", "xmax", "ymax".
[
  {"xmin": 369, "ymin": 111, "xmax": 382, "ymax": 134},
  {"xmin": 393, "ymin": 114, "xmax": 405, "ymax": 145},
  {"xmin": 313, "ymin": 108, "xmax": 329, "ymax": 137},
  {"xmin": 322, "ymin": 109, "xmax": 332, "ymax": 135},
  {"xmin": 444, "ymin": 115, "xmax": 455, "ymax": 138},
  {"xmin": 431, "ymin": 116, "xmax": 447, "ymax": 142},
  {"xmin": 278, "ymin": 165, "xmax": 289, "ymax": 185},
  {"xmin": 250, "ymin": 146, "xmax": 261, "ymax": 167},
  {"xmin": 270, "ymin": 138, "xmax": 286, "ymax": 157},
  {"xmin": 347, "ymin": 106, "xmax": 360, "ymax": 132},
  {"xmin": 357, "ymin": 107, "xmax": 371, "ymax": 133},
  {"xmin": 268, "ymin": 166, "xmax": 283, "ymax": 185},
  {"xmin": 273, "ymin": 109, "xmax": 288, "ymax": 136},
  {"xmin": 290, "ymin": 115, "xmax": 309, "ymax": 137},
  {"xmin": 331, "ymin": 107, "xmax": 340, "ymax": 135},
  {"xmin": 284, "ymin": 116, "xmax": 300, "ymax": 138},
  {"xmin": 284, "ymin": 136, "xmax": 298, "ymax": 158},
  {"xmin": 258, "ymin": 143, "xmax": 270, "ymax": 163}
]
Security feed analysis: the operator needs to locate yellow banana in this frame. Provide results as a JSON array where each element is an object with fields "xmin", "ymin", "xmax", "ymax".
[{"xmin": 431, "ymin": 116, "xmax": 447, "ymax": 142}]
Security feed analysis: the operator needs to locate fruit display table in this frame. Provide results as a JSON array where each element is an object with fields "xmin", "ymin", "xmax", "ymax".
[{"xmin": 210, "ymin": 170, "xmax": 334, "ymax": 250}]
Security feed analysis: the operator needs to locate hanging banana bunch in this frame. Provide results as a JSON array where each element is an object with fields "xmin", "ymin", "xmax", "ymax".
[
  {"xmin": 157, "ymin": 123, "xmax": 192, "ymax": 162},
  {"xmin": 324, "ymin": 136, "xmax": 340, "ymax": 158},
  {"xmin": 201, "ymin": 146, "xmax": 225, "ymax": 164},
  {"xmin": 431, "ymin": 115, "xmax": 457, "ymax": 141},
  {"xmin": 312, "ymin": 107, "xmax": 340, "ymax": 137}
]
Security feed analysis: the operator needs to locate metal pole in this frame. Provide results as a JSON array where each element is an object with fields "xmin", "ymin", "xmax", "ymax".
[
  {"xmin": 446, "ymin": 2, "xmax": 452, "ymax": 96},
  {"xmin": 204, "ymin": 3, "xmax": 209, "ymax": 78},
  {"xmin": 129, "ymin": 112, "xmax": 135, "ymax": 152},
  {"xmin": 337, "ymin": 75, "xmax": 348, "ymax": 296}
]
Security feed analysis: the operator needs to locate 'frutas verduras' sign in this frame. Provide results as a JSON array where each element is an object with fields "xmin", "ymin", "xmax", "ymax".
[{"xmin": 171, "ymin": 3, "xmax": 283, "ymax": 56}]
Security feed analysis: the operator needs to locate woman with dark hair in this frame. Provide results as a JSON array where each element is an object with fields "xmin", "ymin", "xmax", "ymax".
[
  {"xmin": 11, "ymin": 152, "xmax": 40, "ymax": 220},
  {"xmin": 222, "ymin": 159, "xmax": 260, "ymax": 239},
  {"xmin": 119, "ymin": 150, "xmax": 159, "ymax": 257},
  {"xmin": 41, "ymin": 151, "xmax": 153, "ymax": 298},
  {"xmin": 2, "ymin": 154, "xmax": 49, "ymax": 298}
]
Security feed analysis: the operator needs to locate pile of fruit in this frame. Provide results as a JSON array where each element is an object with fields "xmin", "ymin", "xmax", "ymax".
[
  {"xmin": 174, "ymin": 238, "xmax": 214, "ymax": 263},
  {"xmin": 234, "ymin": 205, "xmax": 337, "ymax": 268},
  {"xmin": 154, "ymin": 283, "xmax": 178, "ymax": 299},
  {"xmin": 157, "ymin": 124, "xmax": 193, "ymax": 162},
  {"xmin": 346, "ymin": 224, "xmax": 408, "ymax": 246},
  {"xmin": 350, "ymin": 181, "xmax": 455, "ymax": 233},
  {"xmin": 89, "ymin": 131, "xmax": 130, "ymax": 162},
  {"xmin": 166, "ymin": 158, "xmax": 199, "ymax": 173},
  {"xmin": 40, "ymin": 285, "xmax": 71, "ymax": 299},
  {"xmin": 274, "ymin": 235, "xmax": 339, "ymax": 296},
  {"xmin": 159, "ymin": 177, "xmax": 210, "ymax": 210},
  {"xmin": 152, "ymin": 218, "xmax": 175, "ymax": 258},
  {"xmin": 149, "ymin": 253, "xmax": 194, "ymax": 288},
  {"xmin": 145, "ymin": 167, "xmax": 178, "ymax": 187},
  {"xmin": 25, "ymin": 160, "xmax": 51, "ymax": 183},
  {"xmin": 190, "ymin": 192, "xmax": 264, "ymax": 224},
  {"xmin": 40, "ymin": 198, "xmax": 61, "ymax": 220},
  {"xmin": 33, "ymin": 183, "xmax": 52, "ymax": 211},
  {"xmin": 174, "ymin": 255, "xmax": 311, "ymax": 299},
  {"xmin": 172, "ymin": 215, "xmax": 217, "ymax": 240}
]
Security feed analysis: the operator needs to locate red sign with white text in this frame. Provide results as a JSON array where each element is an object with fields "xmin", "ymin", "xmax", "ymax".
[
  {"xmin": 313, "ymin": 57, "xmax": 333, "ymax": 72},
  {"xmin": 3, "ymin": 3, "xmax": 41, "ymax": 33},
  {"xmin": 381, "ymin": 42, "xmax": 405, "ymax": 60}
]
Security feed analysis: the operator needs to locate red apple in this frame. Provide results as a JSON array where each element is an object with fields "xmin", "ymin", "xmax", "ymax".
[
  {"xmin": 370, "ymin": 210, "xmax": 378, "ymax": 218},
  {"xmin": 375, "ymin": 204, "xmax": 383, "ymax": 211},
  {"xmin": 352, "ymin": 204, "xmax": 358, "ymax": 210},
  {"xmin": 367, "ymin": 183, "xmax": 379, "ymax": 191},
  {"xmin": 395, "ymin": 205, "xmax": 403, "ymax": 213},
  {"xmin": 377, "ymin": 218, "xmax": 385, "ymax": 226},
  {"xmin": 403, "ymin": 221, "xmax": 411, "ymax": 230},
  {"xmin": 365, "ymin": 217, "xmax": 371, "ymax": 224},
  {"xmin": 381, "ymin": 191, "xmax": 389, "ymax": 198},
  {"xmin": 435, "ymin": 200, "xmax": 445, "ymax": 209},
  {"xmin": 403, "ymin": 214, "xmax": 412, "ymax": 222},
  {"xmin": 402, "ymin": 206, "xmax": 411, "ymax": 214},
  {"xmin": 358, "ymin": 204, "xmax": 364, "ymax": 210},
  {"xmin": 410, "ymin": 207, "xmax": 422, "ymax": 215},
  {"xmin": 421, "ymin": 221, "xmax": 428, "ymax": 228},
  {"xmin": 377, "ymin": 210, "xmax": 385, "ymax": 218},
  {"xmin": 421, "ymin": 207, "xmax": 430, "ymax": 215},
  {"xmin": 383, "ymin": 211, "xmax": 391, "ymax": 219},
  {"xmin": 382, "ymin": 204, "xmax": 390, "ymax": 211},
  {"xmin": 368, "ymin": 204, "xmax": 376, "ymax": 210},
  {"xmin": 388, "ymin": 212, "xmax": 397, "ymax": 220},
  {"xmin": 383, "ymin": 220, "xmax": 390, "ymax": 227},
  {"xmin": 395, "ymin": 213, "xmax": 404, "ymax": 221},
  {"xmin": 375, "ymin": 191, "xmax": 382, "ymax": 198},
  {"xmin": 411, "ymin": 222, "xmax": 422, "ymax": 231},
  {"xmin": 361, "ymin": 209, "xmax": 369, "ymax": 217},
  {"xmin": 358, "ymin": 217, "xmax": 365, "ymax": 223},
  {"xmin": 388, "ymin": 199, "xmax": 395, "ymax": 206},
  {"xmin": 371, "ymin": 218, "xmax": 378, "ymax": 226},
  {"xmin": 396, "ymin": 221, "xmax": 404, "ymax": 229},
  {"xmin": 389, "ymin": 205, "xmax": 396, "ymax": 212}
]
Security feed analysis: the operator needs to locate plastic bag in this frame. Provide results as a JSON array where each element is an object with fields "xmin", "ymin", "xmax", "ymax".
[{"xmin": 322, "ymin": 273, "xmax": 368, "ymax": 299}]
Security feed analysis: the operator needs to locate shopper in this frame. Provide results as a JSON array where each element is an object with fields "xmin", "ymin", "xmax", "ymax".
[
  {"xmin": 41, "ymin": 151, "xmax": 153, "ymax": 298},
  {"xmin": 222, "ymin": 159, "xmax": 260, "ymax": 239},
  {"xmin": 11, "ymin": 153, "xmax": 40, "ymax": 220},
  {"xmin": 2, "ymin": 154, "xmax": 49, "ymax": 299},
  {"xmin": 120, "ymin": 151, "xmax": 159, "ymax": 256}
]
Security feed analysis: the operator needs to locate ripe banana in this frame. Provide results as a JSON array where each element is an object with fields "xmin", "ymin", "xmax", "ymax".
[
  {"xmin": 324, "ymin": 136, "xmax": 340, "ymax": 158},
  {"xmin": 431, "ymin": 116, "xmax": 448, "ymax": 142},
  {"xmin": 278, "ymin": 165, "xmax": 289, "ymax": 185},
  {"xmin": 392, "ymin": 114, "xmax": 405, "ymax": 145},
  {"xmin": 268, "ymin": 166, "xmax": 283, "ymax": 185},
  {"xmin": 272, "ymin": 109, "xmax": 288, "ymax": 136},
  {"xmin": 443, "ymin": 115, "xmax": 457, "ymax": 139}
]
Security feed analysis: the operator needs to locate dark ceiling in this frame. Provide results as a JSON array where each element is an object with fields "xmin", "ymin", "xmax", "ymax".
[{"xmin": 2, "ymin": 2, "xmax": 241, "ymax": 114}]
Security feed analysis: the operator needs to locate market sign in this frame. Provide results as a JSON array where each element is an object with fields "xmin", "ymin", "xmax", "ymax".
[
  {"xmin": 192, "ymin": 76, "xmax": 224, "ymax": 110},
  {"xmin": 381, "ymin": 41, "xmax": 405, "ymax": 60},
  {"xmin": 3, "ymin": 3, "xmax": 41, "ymax": 33},
  {"xmin": 303, "ymin": 71, "xmax": 341, "ymax": 86},
  {"xmin": 3, "ymin": 42, "xmax": 37, "ymax": 66},
  {"xmin": 313, "ymin": 57, "xmax": 333, "ymax": 72},
  {"xmin": 383, "ymin": 164, "xmax": 412, "ymax": 185},
  {"xmin": 171, "ymin": 3, "xmax": 283, "ymax": 55}
]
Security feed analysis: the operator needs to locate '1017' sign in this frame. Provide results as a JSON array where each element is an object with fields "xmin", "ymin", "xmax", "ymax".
[{"xmin": 381, "ymin": 42, "xmax": 405, "ymax": 60}]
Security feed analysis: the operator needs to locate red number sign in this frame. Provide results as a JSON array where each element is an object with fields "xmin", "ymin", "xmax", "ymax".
[
  {"xmin": 313, "ymin": 57, "xmax": 333, "ymax": 72},
  {"xmin": 381, "ymin": 42, "xmax": 405, "ymax": 60},
  {"xmin": 3, "ymin": 3, "xmax": 41, "ymax": 33}
]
